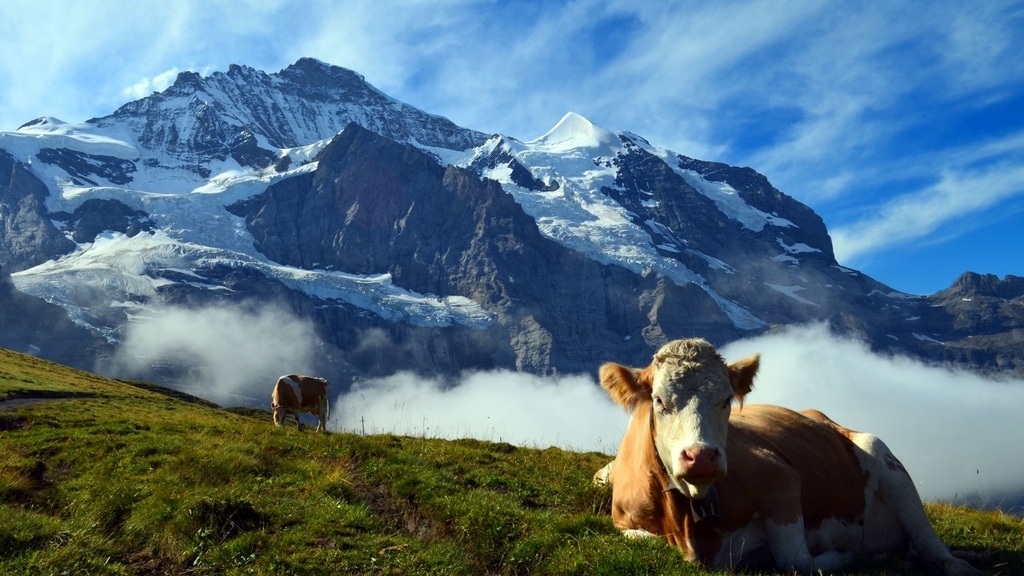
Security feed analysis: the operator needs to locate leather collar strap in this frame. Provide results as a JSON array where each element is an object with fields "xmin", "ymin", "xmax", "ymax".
[{"xmin": 649, "ymin": 404, "xmax": 671, "ymax": 479}]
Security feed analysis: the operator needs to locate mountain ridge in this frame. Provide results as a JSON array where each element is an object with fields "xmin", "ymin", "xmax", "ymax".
[{"xmin": 0, "ymin": 58, "xmax": 1021, "ymax": 390}]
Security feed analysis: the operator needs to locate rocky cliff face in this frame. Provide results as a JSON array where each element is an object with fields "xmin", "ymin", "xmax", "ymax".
[
  {"xmin": 0, "ymin": 263, "xmax": 111, "ymax": 368},
  {"xmin": 0, "ymin": 150, "xmax": 76, "ymax": 271},
  {"xmin": 0, "ymin": 58, "xmax": 1021, "ymax": 387},
  {"xmin": 228, "ymin": 123, "xmax": 743, "ymax": 374}
]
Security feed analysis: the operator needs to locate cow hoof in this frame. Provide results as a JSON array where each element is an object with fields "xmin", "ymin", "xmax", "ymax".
[{"xmin": 621, "ymin": 528, "xmax": 656, "ymax": 539}]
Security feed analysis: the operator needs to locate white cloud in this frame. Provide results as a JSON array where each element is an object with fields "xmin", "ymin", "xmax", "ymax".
[
  {"xmin": 721, "ymin": 324, "xmax": 1024, "ymax": 504},
  {"xmin": 831, "ymin": 160, "xmax": 1024, "ymax": 264},
  {"xmin": 938, "ymin": 4, "xmax": 1024, "ymax": 95},
  {"xmin": 122, "ymin": 68, "xmax": 180, "ymax": 101},
  {"xmin": 333, "ymin": 369, "xmax": 626, "ymax": 454},
  {"xmin": 105, "ymin": 303, "xmax": 320, "ymax": 406},
  {"xmin": 328, "ymin": 323, "xmax": 1024, "ymax": 504}
]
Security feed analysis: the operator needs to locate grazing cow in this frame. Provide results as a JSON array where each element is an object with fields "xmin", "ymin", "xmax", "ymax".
[
  {"xmin": 271, "ymin": 375, "xmax": 330, "ymax": 432},
  {"xmin": 597, "ymin": 338, "xmax": 979, "ymax": 575}
]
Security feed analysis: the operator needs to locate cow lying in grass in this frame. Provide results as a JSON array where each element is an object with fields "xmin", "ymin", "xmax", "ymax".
[
  {"xmin": 596, "ymin": 338, "xmax": 979, "ymax": 575},
  {"xmin": 271, "ymin": 375, "xmax": 330, "ymax": 432}
]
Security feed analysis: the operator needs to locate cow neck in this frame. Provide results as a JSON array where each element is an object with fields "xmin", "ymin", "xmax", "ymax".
[{"xmin": 648, "ymin": 404, "xmax": 720, "ymax": 522}]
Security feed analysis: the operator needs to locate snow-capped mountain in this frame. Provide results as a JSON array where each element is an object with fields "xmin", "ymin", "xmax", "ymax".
[{"xmin": 1, "ymin": 58, "xmax": 1021, "ymax": 387}]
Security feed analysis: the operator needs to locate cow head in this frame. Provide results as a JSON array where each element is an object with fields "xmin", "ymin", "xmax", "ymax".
[{"xmin": 601, "ymin": 339, "xmax": 759, "ymax": 499}]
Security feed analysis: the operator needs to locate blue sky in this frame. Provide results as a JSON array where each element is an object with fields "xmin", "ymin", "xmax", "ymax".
[{"xmin": 2, "ymin": 0, "xmax": 1022, "ymax": 295}]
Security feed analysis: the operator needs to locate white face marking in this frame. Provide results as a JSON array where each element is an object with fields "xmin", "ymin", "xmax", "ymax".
[{"xmin": 648, "ymin": 344, "xmax": 734, "ymax": 498}]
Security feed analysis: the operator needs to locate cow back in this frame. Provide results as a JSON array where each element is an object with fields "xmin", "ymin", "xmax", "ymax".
[
  {"xmin": 295, "ymin": 376, "xmax": 329, "ymax": 411},
  {"xmin": 726, "ymin": 404, "xmax": 867, "ymax": 529}
]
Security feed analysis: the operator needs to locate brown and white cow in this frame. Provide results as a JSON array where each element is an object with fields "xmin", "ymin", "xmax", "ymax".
[
  {"xmin": 271, "ymin": 375, "xmax": 330, "ymax": 432},
  {"xmin": 597, "ymin": 338, "xmax": 979, "ymax": 575}
]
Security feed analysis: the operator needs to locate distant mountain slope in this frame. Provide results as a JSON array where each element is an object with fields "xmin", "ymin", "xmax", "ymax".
[
  {"xmin": 0, "ymin": 59, "xmax": 1020, "ymax": 385},
  {"xmin": 0, "ymin": 263, "xmax": 110, "ymax": 366}
]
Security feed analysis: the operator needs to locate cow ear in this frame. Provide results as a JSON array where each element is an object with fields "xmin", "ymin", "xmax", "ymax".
[
  {"xmin": 599, "ymin": 362, "xmax": 653, "ymax": 410},
  {"xmin": 727, "ymin": 353, "xmax": 760, "ymax": 403}
]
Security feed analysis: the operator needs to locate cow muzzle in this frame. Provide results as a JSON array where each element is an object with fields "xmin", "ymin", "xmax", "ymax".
[
  {"xmin": 681, "ymin": 445, "xmax": 722, "ymax": 481},
  {"xmin": 673, "ymin": 445, "xmax": 726, "ymax": 498}
]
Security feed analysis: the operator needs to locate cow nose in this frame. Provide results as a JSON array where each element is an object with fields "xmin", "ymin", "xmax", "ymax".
[{"xmin": 681, "ymin": 446, "xmax": 721, "ymax": 478}]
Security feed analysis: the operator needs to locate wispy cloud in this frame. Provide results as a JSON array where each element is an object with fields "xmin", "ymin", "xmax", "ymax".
[
  {"xmin": 122, "ymin": 68, "xmax": 180, "ymax": 101},
  {"xmin": 104, "ymin": 303, "xmax": 320, "ymax": 406},
  {"xmin": 831, "ymin": 142, "xmax": 1024, "ymax": 264},
  {"xmin": 334, "ymin": 370, "xmax": 625, "ymax": 454}
]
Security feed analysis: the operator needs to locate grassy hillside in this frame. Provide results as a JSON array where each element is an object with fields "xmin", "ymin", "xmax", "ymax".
[{"xmin": 1, "ymin": 348, "xmax": 1021, "ymax": 575}]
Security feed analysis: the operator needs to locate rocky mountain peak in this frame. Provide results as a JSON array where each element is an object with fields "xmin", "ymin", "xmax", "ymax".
[
  {"xmin": 676, "ymin": 155, "xmax": 835, "ymax": 261},
  {"xmin": 1, "ymin": 59, "xmax": 1020, "ymax": 382},
  {"xmin": 941, "ymin": 272, "xmax": 1024, "ymax": 300},
  {"xmin": 93, "ymin": 58, "xmax": 486, "ymax": 172},
  {"xmin": 278, "ymin": 57, "xmax": 367, "ymax": 92},
  {"xmin": 167, "ymin": 70, "xmax": 206, "ymax": 94}
]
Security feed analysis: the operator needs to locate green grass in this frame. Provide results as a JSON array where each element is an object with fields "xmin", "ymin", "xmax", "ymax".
[{"xmin": 1, "ymin": 348, "xmax": 1021, "ymax": 575}]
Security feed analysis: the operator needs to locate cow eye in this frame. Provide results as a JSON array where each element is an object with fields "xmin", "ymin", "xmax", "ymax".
[{"xmin": 653, "ymin": 395, "xmax": 665, "ymax": 411}]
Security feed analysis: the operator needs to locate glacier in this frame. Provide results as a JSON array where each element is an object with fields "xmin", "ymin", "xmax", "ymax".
[
  {"xmin": 7, "ymin": 119, "xmax": 497, "ymax": 335},
  {"xmin": 4, "ymin": 68, "xmax": 806, "ymax": 339},
  {"xmin": 466, "ymin": 112, "xmax": 767, "ymax": 330}
]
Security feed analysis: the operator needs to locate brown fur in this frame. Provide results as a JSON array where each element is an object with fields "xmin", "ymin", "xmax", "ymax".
[
  {"xmin": 610, "ymin": 400, "xmax": 870, "ymax": 566},
  {"xmin": 600, "ymin": 339, "xmax": 980, "ymax": 575},
  {"xmin": 271, "ymin": 374, "xmax": 330, "ymax": 431}
]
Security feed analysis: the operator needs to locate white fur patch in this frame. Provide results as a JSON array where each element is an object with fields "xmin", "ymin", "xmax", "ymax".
[
  {"xmin": 281, "ymin": 375, "xmax": 303, "ymax": 407},
  {"xmin": 621, "ymin": 528, "xmax": 656, "ymax": 539}
]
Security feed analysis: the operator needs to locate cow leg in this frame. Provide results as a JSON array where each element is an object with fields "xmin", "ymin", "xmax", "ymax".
[
  {"xmin": 852, "ymin": 433, "xmax": 981, "ymax": 576},
  {"xmin": 757, "ymin": 478, "xmax": 857, "ymax": 574},
  {"xmin": 593, "ymin": 460, "xmax": 614, "ymax": 486},
  {"xmin": 316, "ymin": 402, "xmax": 327, "ymax": 433},
  {"xmin": 762, "ymin": 516, "xmax": 856, "ymax": 574}
]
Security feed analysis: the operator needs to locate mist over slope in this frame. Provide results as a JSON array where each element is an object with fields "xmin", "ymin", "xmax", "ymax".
[
  {"xmin": 0, "ymin": 56, "xmax": 1021, "ymax": 506},
  {"xmin": 722, "ymin": 324, "xmax": 1024, "ymax": 505},
  {"xmin": 320, "ymin": 324, "xmax": 1024, "ymax": 505},
  {"xmin": 94, "ymin": 292, "xmax": 1021, "ymax": 505}
]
